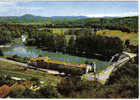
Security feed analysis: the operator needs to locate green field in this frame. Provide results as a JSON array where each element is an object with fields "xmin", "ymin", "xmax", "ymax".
[
  {"xmin": 38, "ymin": 27, "xmax": 138, "ymax": 46},
  {"xmin": 97, "ymin": 30, "xmax": 138, "ymax": 45}
]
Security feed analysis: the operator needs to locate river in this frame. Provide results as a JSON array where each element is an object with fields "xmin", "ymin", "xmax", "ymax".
[{"xmin": 1, "ymin": 35, "xmax": 109, "ymax": 72}]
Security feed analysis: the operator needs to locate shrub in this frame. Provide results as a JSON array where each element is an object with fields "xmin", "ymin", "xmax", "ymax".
[
  {"xmin": 8, "ymin": 86, "xmax": 25, "ymax": 98},
  {"xmin": 22, "ymin": 88, "xmax": 42, "ymax": 98},
  {"xmin": 32, "ymin": 60, "xmax": 85, "ymax": 75},
  {"xmin": 0, "ymin": 49, "xmax": 3, "ymax": 56},
  {"xmin": 106, "ymin": 62, "xmax": 138, "ymax": 85},
  {"xmin": 37, "ymin": 85, "xmax": 62, "ymax": 98},
  {"xmin": 30, "ymin": 77, "xmax": 40, "ymax": 86},
  {"xmin": 0, "ymin": 75, "xmax": 15, "ymax": 86},
  {"xmin": 57, "ymin": 76, "xmax": 102, "ymax": 97}
]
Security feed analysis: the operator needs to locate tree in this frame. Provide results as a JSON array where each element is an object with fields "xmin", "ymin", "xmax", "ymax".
[
  {"xmin": 8, "ymin": 86, "xmax": 25, "ymax": 98},
  {"xmin": 125, "ymin": 39, "xmax": 130, "ymax": 48},
  {"xmin": 38, "ymin": 85, "xmax": 62, "ymax": 98},
  {"xmin": 0, "ymin": 49, "xmax": 3, "ymax": 56},
  {"xmin": 30, "ymin": 77, "xmax": 40, "ymax": 86}
]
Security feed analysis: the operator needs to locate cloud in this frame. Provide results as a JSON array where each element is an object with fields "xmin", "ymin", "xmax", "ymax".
[
  {"xmin": 86, "ymin": 12, "xmax": 138, "ymax": 17},
  {"xmin": 0, "ymin": 2, "xmax": 44, "ymax": 16},
  {"xmin": 0, "ymin": 2, "xmax": 17, "ymax": 7},
  {"xmin": 0, "ymin": 1, "xmax": 138, "ymax": 17}
]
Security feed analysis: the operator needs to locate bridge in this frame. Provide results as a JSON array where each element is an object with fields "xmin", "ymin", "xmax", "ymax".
[{"xmin": 82, "ymin": 52, "xmax": 137, "ymax": 84}]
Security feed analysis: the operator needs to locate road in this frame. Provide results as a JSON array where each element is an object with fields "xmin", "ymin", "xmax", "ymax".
[
  {"xmin": 85, "ymin": 52, "xmax": 137, "ymax": 84},
  {"xmin": 0, "ymin": 51, "xmax": 137, "ymax": 84},
  {"xmin": 0, "ymin": 57, "xmax": 60, "ymax": 75}
]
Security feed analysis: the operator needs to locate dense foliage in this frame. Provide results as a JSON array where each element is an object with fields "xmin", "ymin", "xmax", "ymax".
[
  {"xmin": 56, "ymin": 61, "xmax": 138, "ymax": 98},
  {"xmin": 7, "ymin": 55, "xmax": 29, "ymax": 63},
  {"xmin": 0, "ymin": 16, "xmax": 138, "ymax": 46},
  {"xmin": 27, "ymin": 32, "xmax": 123, "ymax": 60},
  {"xmin": 0, "ymin": 23, "xmax": 44, "ymax": 45},
  {"xmin": 6, "ymin": 54, "xmax": 85, "ymax": 75},
  {"xmin": 0, "ymin": 16, "xmax": 137, "ymax": 60},
  {"xmin": 7, "ymin": 85, "xmax": 62, "ymax": 98},
  {"xmin": 31, "ymin": 60, "xmax": 85, "ymax": 75},
  {"xmin": 0, "ymin": 75, "xmax": 16, "ymax": 86},
  {"xmin": 0, "ymin": 15, "xmax": 138, "ymax": 33},
  {"xmin": 0, "ymin": 49, "xmax": 3, "ymax": 56}
]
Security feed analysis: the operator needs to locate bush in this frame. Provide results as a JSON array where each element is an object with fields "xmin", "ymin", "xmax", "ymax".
[
  {"xmin": 37, "ymin": 85, "xmax": 62, "ymax": 98},
  {"xmin": 0, "ymin": 75, "xmax": 15, "ymax": 86},
  {"xmin": 57, "ymin": 60, "xmax": 138, "ymax": 98},
  {"xmin": 106, "ymin": 62, "xmax": 138, "ymax": 85},
  {"xmin": 6, "ymin": 54, "xmax": 30, "ymax": 63},
  {"xmin": 22, "ymin": 88, "xmax": 42, "ymax": 98},
  {"xmin": 32, "ymin": 61, "xmax": 85, "ymax": 75},
  {"xmin": 8, "ymin": 86, "xmax": 25, "ymax": 98},
  {"xmin": 0, "ymin": 49, "xmax": 3, "ymax": 56},
  {"xmin": 57, "ymin": 76, "xmax": 102, "ymax": 97},
  {"xmin": 30, "ymin": 77, "xmax": 40, "ymax": 86}
]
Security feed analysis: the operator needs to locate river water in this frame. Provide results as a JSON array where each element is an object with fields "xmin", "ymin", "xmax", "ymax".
[{"xmin": 1, "ymin": 35, "xmax": 109, "ymax": 72}]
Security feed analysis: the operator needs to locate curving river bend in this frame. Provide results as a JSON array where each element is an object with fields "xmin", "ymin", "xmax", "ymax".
[{"xmin": 1, "ymin": 35, "xmax": 109, "ymax": 72}]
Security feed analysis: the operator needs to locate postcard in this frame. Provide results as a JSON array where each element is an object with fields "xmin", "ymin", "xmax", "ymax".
[{"xmin": 0, "ymin": 0, "xmax": 138, "ymax": 98}]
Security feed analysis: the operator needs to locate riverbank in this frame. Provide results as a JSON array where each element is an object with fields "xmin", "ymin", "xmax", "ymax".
[
  {"xmin": 0, "ymin": 57, "xmax": 61, "ymax": 75},
  {"xmin": 0, "ymin": 52, "xmax": 138, "ymax": 98},
  {"xmin": 2, "ymin": 41, "xmax": 109, "ymax": 72}
]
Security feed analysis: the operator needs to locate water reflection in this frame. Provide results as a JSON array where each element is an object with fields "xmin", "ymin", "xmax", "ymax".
[{"xmin": 2, "ymin": 36, "xmax": 109, "ymax": 71}]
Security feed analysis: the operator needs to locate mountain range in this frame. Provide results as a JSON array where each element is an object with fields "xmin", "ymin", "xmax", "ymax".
[
  {"xmin": 0, "ymin": 14, "xmax": 137, "ymax": 23},
  {"xmin": 0, "ymin": 14, "xmax": 89, "ymax": 23}
]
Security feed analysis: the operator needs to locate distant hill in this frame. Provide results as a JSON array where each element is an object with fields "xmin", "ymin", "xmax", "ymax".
[
  {"xmin": 51, "ymin": 16, "xmax": 88, "ymax": 19},
  {"xmin": 0, "ymin": 14, "xmax": 138, "ymax": 32},
  {"xmin": 0, "ymin": 14, "xmax": 88, "ymax": 23}
]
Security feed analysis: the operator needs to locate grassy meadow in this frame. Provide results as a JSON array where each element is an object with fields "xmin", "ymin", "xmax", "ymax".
[{"xmin": 96, "ymin": 30, "xmax": 138, "ymax": 46}]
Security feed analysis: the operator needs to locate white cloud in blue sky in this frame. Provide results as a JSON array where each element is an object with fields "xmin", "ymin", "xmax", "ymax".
[{"xmin": 0, "ymin": 1, "xmax": 138, "ymax": 17}]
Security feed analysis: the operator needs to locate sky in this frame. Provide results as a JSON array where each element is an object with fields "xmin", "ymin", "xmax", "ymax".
[{"xmin": 0, "ymin": 1, "xmax": 138, "ymax": 17}]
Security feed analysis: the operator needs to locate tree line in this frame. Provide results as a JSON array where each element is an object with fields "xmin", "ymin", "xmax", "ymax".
[
  {"xmin": 0, "ymin": 16, "xmax": 138, "ymax": 33},
  {"xmin": 26, "ymin": 31, "xmax": 123, "ymax": 60},
  {"xmin": 0, "ymin": 23, "xmax": 124, "ymax": 60},
  {"xmin": 0, "ymin": 23, "xmax": 129, "ymax": 60},
  {"xmin": 0, "ymin": 23, "xmax": 45, "ymax": 45}
]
